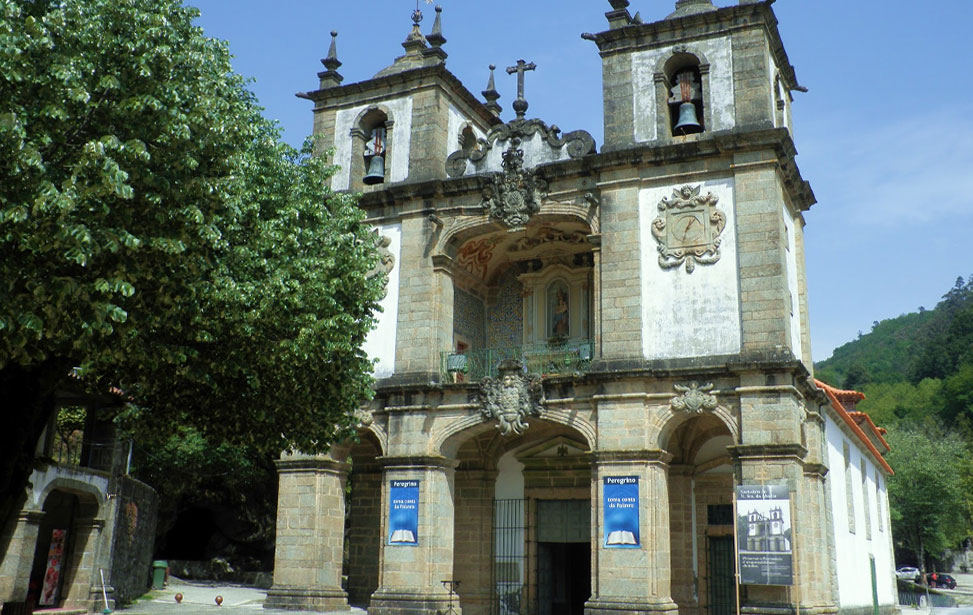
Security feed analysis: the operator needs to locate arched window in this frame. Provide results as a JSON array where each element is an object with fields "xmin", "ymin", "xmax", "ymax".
[
  {"xmin": 665, "ymin": 53, "xmax": 704, "ymax": 136},
  {"xmin": 351, "ymin": 107, "xmax": 393, "ymax": 189}
]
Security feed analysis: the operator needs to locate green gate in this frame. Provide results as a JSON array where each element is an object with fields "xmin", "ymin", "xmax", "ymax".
[{"xmin": 708, "ymin": 535, "xmax": 737, "ymax": 615}]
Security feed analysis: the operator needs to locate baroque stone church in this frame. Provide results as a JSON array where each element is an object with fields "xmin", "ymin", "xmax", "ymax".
[{"xmin": 267, "ymin": 2, "xmax": 897, "ymax": 615}]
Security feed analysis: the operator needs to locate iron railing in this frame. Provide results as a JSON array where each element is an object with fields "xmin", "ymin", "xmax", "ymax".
[{"xmin": 441, "ymin": 339, "xmax": 594, "ymax": 382}]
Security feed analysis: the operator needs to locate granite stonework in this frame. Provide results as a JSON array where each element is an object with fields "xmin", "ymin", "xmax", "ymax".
[{"xmin": 270, "ymin": 3, "xmax": 895, "ymax": 615}]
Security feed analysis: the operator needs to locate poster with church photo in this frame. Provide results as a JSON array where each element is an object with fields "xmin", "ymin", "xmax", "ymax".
[
  {"xmin": 603, "ymin": 476, "xmax": 639, "ymax": 548},
  {"xmin": 388, "ymin": 480, "xmax": 419, "ymax": 546},
  {"xmin": 735, "ymin": 485, "xmax": 792, "ymax": 585}
]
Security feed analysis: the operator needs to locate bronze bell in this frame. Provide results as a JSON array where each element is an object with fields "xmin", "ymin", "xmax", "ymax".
[
  {"xmin": 363, "ymin": 155, "xmax": 385, "ymax": 185},
  {"xmin": 674, "ymin": 101, "xmax": 702, "ymax": 134}
]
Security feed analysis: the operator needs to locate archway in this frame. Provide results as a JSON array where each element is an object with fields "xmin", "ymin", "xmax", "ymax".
[
  {"xmin": 443, "ymin": 418, "xmax": 592, "ymax": 615},
  {"xmin": 663, "ymin": 412, "xmax": 736, "ymax": 615},
  {"xmin": 27, "ymin": 487, "xmax": 101, "ymax": 610}
]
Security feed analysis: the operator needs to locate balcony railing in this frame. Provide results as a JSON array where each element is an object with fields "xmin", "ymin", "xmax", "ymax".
[{"xmin": 441, "ymin": 339, "xmax": 594, "ymax": 382}]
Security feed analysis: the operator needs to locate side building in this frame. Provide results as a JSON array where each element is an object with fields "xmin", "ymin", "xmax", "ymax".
[{"xmin": 268, "ymin": 3, "xmax": 896, "ymax": 615}]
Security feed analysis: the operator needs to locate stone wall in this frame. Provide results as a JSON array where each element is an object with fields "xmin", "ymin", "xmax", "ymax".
[{"xmin": 109, "ymin": 476, "xmax": 159, "ymax": 605}]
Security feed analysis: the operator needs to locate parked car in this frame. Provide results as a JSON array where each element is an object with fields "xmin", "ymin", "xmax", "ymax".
[
  {"xmin": 926, "ymin": 573, "xmax": 957, "ymax": 589},
  {"xmin": 896, "ymin": 566, "xmax": 920, "ymax": 581}
]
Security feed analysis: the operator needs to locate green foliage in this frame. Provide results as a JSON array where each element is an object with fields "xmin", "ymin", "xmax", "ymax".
[
  {"xmin": 0, "ymin": 0, "xmax": 383, "ymax": 464},
  {"xmin": 885, "ymin": 423, "xmax": 971, "ymax": 562},
  {"xmin": 857, "ymin": 379, "xmax": 942, "ymax": 428}
]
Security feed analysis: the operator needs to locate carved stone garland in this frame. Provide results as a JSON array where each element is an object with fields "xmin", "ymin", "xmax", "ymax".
[
  {"xmin": 670, "ymin": 382, "xmax": 718, "ymax": 413},
  {"xmin": 651, "ymin": 184, "xmax": 726, "ymax": 273},
  {"xmin": 479, "ymin": 359, "xmax": 544, "ymax": 436},
  {"xmin": 481, "ymin": 139, "xmax": 548, "ymax": 228}
]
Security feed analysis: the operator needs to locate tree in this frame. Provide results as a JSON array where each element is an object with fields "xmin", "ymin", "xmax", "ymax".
[
  {"xmin": 0, "ymin": 0, "xmax": 384, "ymax": 531},
  {"xmin": 886, "ymin": 424, "xmax": 970, "ymax": 571}
]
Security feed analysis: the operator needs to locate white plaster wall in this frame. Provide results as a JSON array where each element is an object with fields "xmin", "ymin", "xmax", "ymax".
[
  {"xmin": 782, "ymin": 207, "xmax": 803, "ymax": 361},
  {"xmin": 446, "ymin": 104, "xmax": 487, "ymax": 160},
  {"xmin": 825, "ymin": 414, "xmax": 897, "ymax": 610},
  {"xmin": 638, "ymin": 177, "xmax": 741, "ymax": 359},
  {"xmin": 631, "ymin": 37, "xmax": 735, "ymax": 143},
  {"xmin": 362, "ymin": 222, "xmax": 402, "ymax": 378},
  {"xmin": 331, "ymin": 97, "xmax": 414, "ymax": 191}
]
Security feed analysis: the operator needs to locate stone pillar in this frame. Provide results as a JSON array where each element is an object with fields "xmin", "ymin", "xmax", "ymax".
[
  {"xmin": 0, "ymin": 509, "xmax": 43, "ymax": 605},
  {"xmin": 370, "ymin": 456, "xmax": 458, "ymax": 615},
  {"xmin": 266, "ymin": 455, "xmax": 350, "ymax": 611},
  {"xmin": 588, "ymin": 451, "xmax": 678, "ymax": 615},
  {"xmin": 452, "ymin": 470, "xmax": 497, "ymax": 615},
  {"xmin": 63, "ymin": 517, "xmax": 104, "ymax": 611}
]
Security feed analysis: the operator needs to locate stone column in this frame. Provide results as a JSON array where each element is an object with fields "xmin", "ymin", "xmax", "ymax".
[
  {"xmin": 266, "ymin": 455, "xmax": 350, "ymax": 611},
  {"xmin": 369, "ymin": 456, "xmax": 458, "ymax": 615},
  {"xmin": 0, "ymin": 509, "xmax": 43, "ymax": 605},
  {"xmin": 588, "ymin": 451, "xmax": 679, "ymax": 615},
  {"xmin": 64, "ymin": 517, "xmax": 104, "ymax": 611},
  {"xmin": 452, "ymin": 470, "xmax": 497, "ymax": 615}
]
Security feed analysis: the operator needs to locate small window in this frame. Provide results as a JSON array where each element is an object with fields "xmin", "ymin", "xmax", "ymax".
[
  {"xmin": 843, "ymin": 441, "xmax": 855, "ymax": 534},
  {"xmin": 861, "ymin": 459, "xmax": 872, "ymax": 540},
  {"xmin": 358, "ymin": 108, "xmax": 389, "ymax": 186},
  {"xmin": 707, "ymin": 504, "xmax": 733, "ymax": 526}
]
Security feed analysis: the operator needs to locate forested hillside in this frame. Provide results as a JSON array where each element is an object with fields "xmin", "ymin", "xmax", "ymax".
[{"xmin": 815, "ymin": 274, "xmax": 973, "ymax": 569}]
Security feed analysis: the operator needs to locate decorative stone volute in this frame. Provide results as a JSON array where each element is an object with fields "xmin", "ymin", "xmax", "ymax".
[
  {"xmin": 479, "ymin": 360, "xmax": 544, "ymax": 436},
  {"xmin": 651, "ymin": 184, "xmax": 726, "ymax": 273}
]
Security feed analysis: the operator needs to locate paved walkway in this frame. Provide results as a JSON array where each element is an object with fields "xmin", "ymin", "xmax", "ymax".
[{"xmin": 114, "ymin": 578, "xmax": 365, "ymax": 615}]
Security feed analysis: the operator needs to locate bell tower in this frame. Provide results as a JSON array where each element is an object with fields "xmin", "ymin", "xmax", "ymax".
[{"xmin": 590, "ymin": 0, "xmax": 801, "ymax": 151}]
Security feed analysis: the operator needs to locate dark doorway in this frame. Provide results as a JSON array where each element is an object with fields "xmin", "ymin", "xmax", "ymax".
[
  {"xmin": 707, "ymin": 535, "xmax": 736, "ymax": 615},
  {"xmin": 537, "ymin": 542, "xmax": 590, "ymax": 615}
]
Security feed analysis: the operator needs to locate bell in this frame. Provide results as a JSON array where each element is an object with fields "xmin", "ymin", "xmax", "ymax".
[
  {"xmin": 363, "ymin": 155, "xmax": 385, "ymax": 185},
  {"xmin": 674, "ymin": 101, "xmax": 702, "ymax": 134}
]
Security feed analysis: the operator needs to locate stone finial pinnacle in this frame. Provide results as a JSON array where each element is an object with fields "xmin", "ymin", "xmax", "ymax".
[
  {"xmin": 322, "ymin": 30, "xmax": 341, "ymax": 71},
  {"xmin": 482, "ymin": 64, "xmax": 502, "ymax": 117},
  {"xmin": 506, "ymin": 59, "xmax": 536, "ymax": 120},
  {"xmin": 317, "ymin": 30, "xmax": 343, "ymax": 88},
  {"xmin": 426, "ymin": 5, "xmax": 446, "ymax": 47}
]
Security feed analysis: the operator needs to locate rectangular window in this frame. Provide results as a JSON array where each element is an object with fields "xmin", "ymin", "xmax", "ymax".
[
  {"xmin": 861, "ymin": 459, "xmax": 872, "ymax": 540},
  {"xmin": 844, "ymin": 441, "xmax": 855, "ymax": 534},
  {"xmin": 875, "ymin": 471, "xmax": 884, "ymax": 532}
]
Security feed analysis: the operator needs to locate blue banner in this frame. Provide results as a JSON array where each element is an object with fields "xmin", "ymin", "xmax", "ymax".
[
  {"xmin": 603, "ymin": 476, "xmax": 639, "ymax": 548},
  {"xmin": 388, "ymin": 480, "xmax": 419, "ymax": 546}
]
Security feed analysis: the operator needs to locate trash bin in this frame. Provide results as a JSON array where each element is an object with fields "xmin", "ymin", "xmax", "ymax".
[{"xmin": 152, "ymin": 560, "xmax": 168, "ymax": 590}]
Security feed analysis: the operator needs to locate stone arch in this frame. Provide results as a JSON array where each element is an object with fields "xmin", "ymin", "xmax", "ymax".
[
  {"xmin": 35, "ymin": 476, "xmax": 104, "ymax": 519},
  {"xmin": 435, "ymin": 408, "xmax": 596, "ymax": 461},
  {"xmin": 653, "ymin": 403, "xmax": 740, "ymax": 453},
  {"xmin": 434, "ymin": 207, "xmax": 598, "ymax": 259},
  {"xmin": 654, "ymin": 46, "xmax": 713, "ymax": 138}
]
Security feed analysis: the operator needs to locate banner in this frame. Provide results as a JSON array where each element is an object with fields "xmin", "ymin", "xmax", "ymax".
[
  {"xmin": 39, "ymin": 528, "xmax": 66, "ymax": 606},
  {"xmin": 388, "ymin": 479, "xmax": 419, "ymax": 546},
  {"xmin": 736, "ymin": 485, "xmax": 792, "ymax": 585},
  {"xmin": 603, "ymin": 476, "xmax": 639, "ymax": 548}
]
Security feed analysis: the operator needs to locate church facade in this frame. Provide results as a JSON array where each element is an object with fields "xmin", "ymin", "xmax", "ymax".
[{"xmin": 267, "ymin": 3, "xmax": 897, "ymax": 615}]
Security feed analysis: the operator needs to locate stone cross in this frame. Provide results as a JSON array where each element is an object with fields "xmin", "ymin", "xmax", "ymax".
[{"xmin": 506, "ymin": 59, "xmax": 536, "ymax": 119}]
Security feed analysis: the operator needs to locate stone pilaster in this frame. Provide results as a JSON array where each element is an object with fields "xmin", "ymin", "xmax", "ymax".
[
  {"xmin": 64, "ymin": 517, "xmax": 105, "ymax": 612},
  {"xmin": 0, "ymin": 509, "xmax": 43, "ymax": 604},
  {"xmin": 452, "ymin": 470, "xmax": 497, "ymax": 615},
  {"xmin": 588, "ymin": 450, "xmax": 679, "ymax": 615},
  {"xmin": 266, "ymin": 456, "xmax": 350, "ymax": 612},
  {"xmin": 370, "ymin": 456, "xmax": 459, "ymax": 615}
]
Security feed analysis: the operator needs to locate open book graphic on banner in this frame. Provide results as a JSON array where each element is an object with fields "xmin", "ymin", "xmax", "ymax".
[
  {"xmin": 389, "ymin": 529, "xmax": 416, "ymax": 544},
  {"xmin": 606, "ymin": 530, "xmax": 638, "ymax": 545}
]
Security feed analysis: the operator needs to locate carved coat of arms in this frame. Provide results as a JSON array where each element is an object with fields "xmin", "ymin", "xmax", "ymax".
[
  {"xmin": 481, "ymin": 140, "xmax": 548, "ymax": 228},
  {"xmin": 479, "ymin": 360, "xmax": 544, "ymax": 436},
  {"xmin": 670, "ymin": 382, "xmax": 718, "ymax": 413},
  {"xmin": 651, "ymin": 184, "xmax": 726, "ymax": 273}
]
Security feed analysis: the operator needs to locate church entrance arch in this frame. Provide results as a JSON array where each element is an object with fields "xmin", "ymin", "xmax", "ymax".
[
  {"xmin": 662, "ymin": 412, "xmax": 736, "ymax": 615},
  {"xmin": 442, "ymin": 418, "xmax": 591, "ymax": 615}
]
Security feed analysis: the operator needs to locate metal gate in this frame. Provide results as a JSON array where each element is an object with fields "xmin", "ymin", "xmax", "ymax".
[
  {"xmin": 493, "ymin": 499, "xmax": 528, "ymax": 615},
  {"xmin": 707, "ymin": 535, "xmax": 736, "ymax": 615}
]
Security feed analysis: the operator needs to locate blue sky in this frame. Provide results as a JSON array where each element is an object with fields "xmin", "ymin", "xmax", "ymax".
[{"xmin": 191, "ymin": 1, "xmax": 973, "ymax": 362}]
